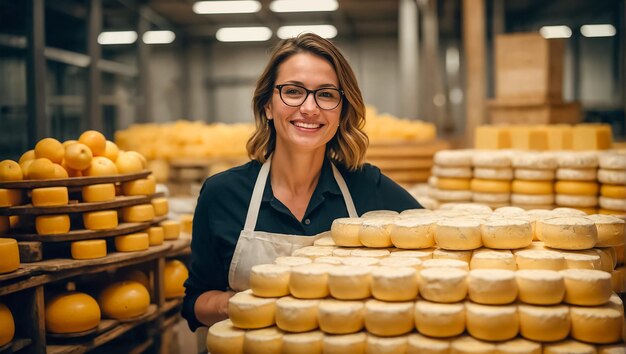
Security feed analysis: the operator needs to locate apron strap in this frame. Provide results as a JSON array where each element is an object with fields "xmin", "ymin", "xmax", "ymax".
[{"xmin": 331, "ymin": 163, "xmax": 359, "ymax": 218}]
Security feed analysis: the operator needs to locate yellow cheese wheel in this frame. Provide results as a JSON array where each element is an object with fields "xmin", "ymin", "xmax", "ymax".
[
  {"xmin": 45, "ymin": 292, "xmax": 101, "ymax": 334},
  {"xmin": 470, "ymin": 179, "xmax": 511, "ymax": 193},
  {"xmin": 555, "ymin": 181, "xmax": 599, "ymax": 196},
  {"xmin": 0, "ymin": 189, "xmax": 22, "ymax": 207},
  {"xmin": 98, "ymin": 281, "xmax": 150, "ymax": 320},
  {"xmin": 206, "ymin": 319, "xmax": 245, "ymax": 354},
  {"xmin": 151, "ymin": 197, "xmax": 169, "ymax": 217},
  {"xmin": 0, "ymin": 216, "xmax": 8, "ymax": 234},
  {"xmin": 600, "ymin": 184, "xmax": 626, "ymax": 199},
  {"xmin": 164, "ymin": 259, "xmax": 189, "ymax": 299},
  {"xmin": 35, "ymin": 214, "xmax": 70, "ymax": 235},
  {"xmin": 114, "ymin": 233, "xmax": 149, "ymax": 252},
  {"xmin": 0, "ymin": 238, "xmax": 20, "ymax": 274},
  {"xmin": 0, "ymin": 302, "xmax": 14, "ymax": 347},
  {"xmin": 121, "ymin": 204, "xmax": 155, "ymax": 222},
  {"xmin": 31, "ymin": 187, "xmax": 68, "ymax": 207},
  {"xmin": 180, "ymin": 214, "xmax": 193, "ymax": 234},
  {"xmin": 512, "ymin": 180, "xmax": 554, "ymax": 195},
  {"xmin": 83, "ymin": 210, "xmax": 118, "ymax": 230},
  {"xmin": 437, "ymin": 178, "xmax": 471, "ymax": 191},
  {"xmin": 146, "ymin": 226, "xmax": 164, "ymax": 246},
  {"xmin": 82, "ymin": 183, "xmax": 116, "ymax": 202},
  {"xmin": 160, "ymin": 220, "xmax": 181, "ymax": 240},
  {"xmin": 71, "ymin": 240, "xmax": 107, "ymax": 260},
  {"xmin": 122, "ymin": 178, "xmax": 156, "ymax": 196}
]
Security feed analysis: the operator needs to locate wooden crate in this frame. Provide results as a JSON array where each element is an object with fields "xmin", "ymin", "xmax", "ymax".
[
  {"xmin": 495, "ymin": 33, "xmax": 565, "ymax": 102},
  {"xmin": 488, "ymin": 99, "xmax": 581, "ymax": 125}
]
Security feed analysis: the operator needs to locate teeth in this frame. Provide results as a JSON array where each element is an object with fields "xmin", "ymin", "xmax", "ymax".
[{"xmin": 293, "ymin": 121, "xmax": 321, "ymax": 129}]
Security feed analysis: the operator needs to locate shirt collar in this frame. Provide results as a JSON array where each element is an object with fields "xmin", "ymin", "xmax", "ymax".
[{"xmin": 261, "ymin": 156, "xmax": 343, "ymax": 203}]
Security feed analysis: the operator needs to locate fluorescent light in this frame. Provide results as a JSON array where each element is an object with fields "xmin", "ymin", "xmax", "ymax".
[
  {"xmin": 270, "ymin": 0, "xmax": 338, "ymax": 13},
  {"xmin": 193, "ymin": 1, "xmax": 261, "ymax": 14},
  {"xmin": 98, "ymin": 31, "xmax": 137, "ymax": 45},
  {"xmin": 581, "ymin": 24, "xmax": 616, "ymax": 38},
  {"xmin": 215, "ymin": 27, "xmax": 272, "ymax": 42},
  {"xmin": 143, "ymin": 30, "xmax": 176, "ymax": 44},
  {"xmin": 539, "ymin": 25, "xmax": 572, "ymax": 39},
  {"xmin": 277, "ymin": 25, "xmax": 337, "ymax": 39}
]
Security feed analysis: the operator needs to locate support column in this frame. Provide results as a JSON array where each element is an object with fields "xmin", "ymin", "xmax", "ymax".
[
  {"xmin": 86, "ymin": 0, "xmax": 103, "ymax": 131},
  {"xmin": 398, "ymin": 0, "xmax": 419, "ymax": 119},
  {"xmin": 490, "ymin": 0, "xmax": 505, "ymax": 99},
  {"xmin": 422, "ymin": 0, "xmax": 443, "ymax": 128},
  {"xmin": 26, "ymin": 0, "xmax": 48, "ymax": 144},
  {"xmin": 136, "ymin": 5, "xmax": 152, "ymax": 123},
  {"xmin": 462, "ymin": 0, "xmax": 486, "ymax": 146}
]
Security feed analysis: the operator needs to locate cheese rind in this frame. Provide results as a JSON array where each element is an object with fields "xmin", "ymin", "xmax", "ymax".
[
  {"xmin": 228, "ymin": 291, "xmax": 276, "ymax": 329},
  {"xmin": 390, "ymin": 218, "xmax": 435, "ymax": 249},
  {"xmin": 407, "ymin": 333, "xmax": 450, "ymax": 354},
  {"xmin": 83, "ymin": 210, "xmax": 118, "ymax": 231},
  {"xmin": 206, "ymin": 319, "xmax": 244, "ymax": 354},
  {"xmin": 450, "ymin": 336, "xmax": 496, "ymax": 353},
  {"xmin": 543, "ymin": 339, "xmax": 597, "ymax": 354},
  {"xmin": 518, "ymin": 304, "xmax": 570, "ymax": 342},
  {"xmin": 318, "ymin": 299, "xmax": 365, "ymax": 334},
  {"xmin": 282, "ymin": 331, "xmax": 323, "ymax": 354},
  {"xmin": 82, "ymin": 183, "xmax": 116, "ymax": 202},
  {"xmin": 250, "ymin": 264, "xmax": 291, "ymax": 298},
  {"xmin": 570, "ymin": 305, "xmax": 623, "ymax": 344},
  {"xmin": 0, "ymin": 189, "xmax": 22, "ymax": 207},
  {"xmin": 114, "ymin": 233, "xmax": 149, "ymax": 252},
  {"xmin": 289, "ymin": 263, "xmax": 331, "ymax": 299},
  {"xmin": 150, "ymin": 197, "xmax": 169, "ymax": 217},
  {"xmin": 243, "ymin": 327, "xmax": 283, "ymax": 354},
  {"xmin": 470, "ymin": 179, "xmax": 511, "ymax": 193},
  {"xmin": 470, "ymin": 249, "xmax": 516, "ymax": 270},
  {"xmin": 366, "ymin": 334, "xmax": 409, "ymax": 354},
  {"xmin": 327, "ymin": 266, "xmax": 371, "ymax": 300},
  {"xmin": 515, "ymin": 250, "xmax": 566, "ymax": 270},
  {"xmin": 364, "ymin": 299, "xmax": 414, "ymax": 336},
  {"xmin": 419, "ymin": 267, "xmax": 468, "ymax": 303},
  {"xmin": 556, "ymin": 168, "xmax": 597, "ymax": 181},
  {"xmin": 322, "ymin": 332, "xmax": 366, "ymax": 354},
  {"xmin": 331, "ymin": 218, "xmax": 363, "ymax": 247},
  {"xmin": 512, "ymin": 180, "xmax": 554, "ymax": 195},
  {"xmin": 539, "ymin": 217, "xmax": 598, "ymax": 250},
  {"xmin": 121, "ymin": 204, "xmax": 155, "ymax": 223},
  {"xmin": 561, "ymin": 269, "xmax": 613, "ymax": 306},
  {"xmin": 36, "ymin": 214, "xmax": 70, "ymax": 235},
  {"xmin": 275, "ymin": 296, "xmax": 320, "ymax": 333},
  {"xmin": 434, "ymin": 219, "xmax": 482, "ymax": 250},
  {"xmin": 0, "ymin": 302, "xmax": 14, "ymax": 347},
  {"xmin": 45, "ymin": 292, "xmax": 101, "ymax": 334},
  {"xmin": 515, "ymin": 270, "xmax": 565, "ymax": 305},
  {"xmin": 121, "ymin": 178, "xmax": 156, "ymax": 196},
  {"xmin": 465, "ymin": 302, "xmax": 519, "ymax": 341},
  {"xmin": 146, "ymin": 226, "xmax": 164, "ymax": 246},
  {"xmin": 414, "ymin": 301, "xmax": 465, "ymax": 338},
  {"xmin": 71, "ymin": 239, "xmax": 107, "ymax": 260},
  {"xmin": 495, "ymin": 338, "xmax": 542, "ymax": 354},
  {"xmin": 598, "ymin": 169, "xmax": 626, "ymax": 184},
  {"xmin": 0, "ymin": 238, "xmax": 19, "ymax": 274},
  {"xmin": 514, "ymin": 168, "xmax": 555, "ymax": 181},
  {"xmin": 600, "ymin": 184, "xmax": 626, "ymax": 199},
  {"xmin": 432, "ymin": 166, "xmax": 473, "ymax": 178},
  {"xmin": 31, "ymin": 187, "xmax": 68, "ymax": 207},
  {"xmin": 481, "ymin": 219, "xmax": 533, "ymax": 249},
  {"xmin": 160, "ymin": 220, "xmax": 181, "ymax": 240},
  {"xmin": 467, "ymin": 269, "xmax": 517, "ymax": 305},
  {"xmin": 371, "ymin": 266, "xmax": 418, "ymax": 302}
]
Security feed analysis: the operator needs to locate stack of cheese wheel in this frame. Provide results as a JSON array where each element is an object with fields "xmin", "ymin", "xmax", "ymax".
[
  {"xmin": 207, "ymin": 207, "xmax": 626, "ymax": 354},
  {"xmin": 555, "ymin": 152, "xmax": 600, "ymax": 214},
  {"xmin": 430, "ymin": 150, "xmax": 473, "ymax": 204},
  {"xmin": 470, "ymin": 151, "xmax": 513, "ymax": 209},
  {"xmin": 511, "ymin": 152, "xmax": 557, "ymax": 210},
  {"xmin": 598, "ymin": 151, "xmax": 626, "ymax": 215}
]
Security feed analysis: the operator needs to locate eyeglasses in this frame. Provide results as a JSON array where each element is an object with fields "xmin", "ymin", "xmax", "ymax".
[{"xmin": 275, "ymin": 84, "xmax": 344, "ymax": 111}]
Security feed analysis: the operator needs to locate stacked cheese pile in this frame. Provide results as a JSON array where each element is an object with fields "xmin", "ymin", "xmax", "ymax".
[
  {"xmin": 554, "ymin": 152, "xmax": 599, "ymax": 214},
  {"xmin": 207, "ymin": 206, "xmax": 625, "ymax": 354},
  {"xmin": 511, "ymin": 152, "xmax": 557, "ymax": 210},
  {"xmin": 471, "ymin": 151, "xmax": 513, "ymax": 209},
  {"xmin": 429, "ymin": 150, "xmax": 474, "ymax": 204},
  {"xmin": 364, "ymin": 105, "xmax": 436, "ymax": 143},
  {"xmin": 598, "ymin": 151, "xmax": 626, "ymax": 214}
]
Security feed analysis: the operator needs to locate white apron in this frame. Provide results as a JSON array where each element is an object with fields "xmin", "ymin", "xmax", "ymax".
[{"xmin": 228, "ymin": 157, "xmax": 358, "ymax": 291}]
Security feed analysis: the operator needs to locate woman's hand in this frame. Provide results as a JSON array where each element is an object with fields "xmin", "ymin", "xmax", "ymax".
[{"xmin": 194, "ymin": 290, "xmax": 236, "ymax": 327}]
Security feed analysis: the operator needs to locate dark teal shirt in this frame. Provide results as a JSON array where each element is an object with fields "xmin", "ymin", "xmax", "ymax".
[{"xmin": 182, "ymin": 157, "xmax": 421, "ymax": 330}]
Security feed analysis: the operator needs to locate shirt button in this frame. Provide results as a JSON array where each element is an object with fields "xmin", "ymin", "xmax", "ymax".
[{"xmin": 304, "ymin": 219, "xmax": 311, "ymax": 225}]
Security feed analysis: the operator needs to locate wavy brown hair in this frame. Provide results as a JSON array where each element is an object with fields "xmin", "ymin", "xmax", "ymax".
[{"xmin": 246, "ymin": 33, "xmax": 368, "ymax": 170}]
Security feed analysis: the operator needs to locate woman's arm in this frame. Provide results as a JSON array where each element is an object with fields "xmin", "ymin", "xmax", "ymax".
[{"xmin": 194, "ymin": 290, "xmax": 235, "ymax": 327}]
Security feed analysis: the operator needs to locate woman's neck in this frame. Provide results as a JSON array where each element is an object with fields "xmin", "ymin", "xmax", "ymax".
[{"xmin": 270, "ymin": 145, "xmax": 325, "ymax": 198}]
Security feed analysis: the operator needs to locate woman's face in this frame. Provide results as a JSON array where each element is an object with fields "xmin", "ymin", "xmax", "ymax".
[{"xmin": 266, "ymin": 52, "xmax": 342, "ymax": 155}]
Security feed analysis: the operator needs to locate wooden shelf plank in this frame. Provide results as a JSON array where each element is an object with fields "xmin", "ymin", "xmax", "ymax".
[
  {"xmin": 0, "ymin": 338, "xmax": 32, "ymax": 354},
  {"xmin": 0, "ymin": 267, "xmax": 32, "ymax": 283},
  {"xmin": 0, "ymin": 171, "xmax": 151, "ymax": 189}
]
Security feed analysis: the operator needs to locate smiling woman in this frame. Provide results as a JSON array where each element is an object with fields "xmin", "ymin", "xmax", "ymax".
[{"xmin": 182, "ymin": 33, "xmax": 421, "ymax": 332}]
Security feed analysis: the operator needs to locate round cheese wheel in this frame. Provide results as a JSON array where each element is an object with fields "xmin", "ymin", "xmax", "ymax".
[
  {"xmin": 470, "ymin": 179, "xmax": 511, "ymax": 193},
  {"xmin": 322, "ymin": 332, "xmax": 366, "ymax": 354},
  {"xmin": 407, "ymin": 333, "xmax": 451, "ymax": 354},
  {"xmin": 292, "ymin": 246, "xmax": 334, "ymax": 259},
  {"xmin": 114, "ymin": 233, "xmax": 149, "ymax": 252},
  {"xmin": 159, "ymin": 220, "xmax": 181, "ymax": 240},
  {"xmin": 561, "ymin": 269, "xmax": 612, "ymax": 306},
  {"xmin": 0, "ymin": 189, "xmax": 22, "ymax": 207},
  {"xmin": 331, "ymin": 218, "xmax": 363, "ymax": 247},
  {"xmin": 467, "ymin": 269, "xmax": 517, "ymax": 305},
  {"xmin": 518, "ymin": 304, "xmax": 570, "ymax": 342},
  {"xmin": 432, "ymin": 166, "xmax": 473, "ymax": 178},
  {"xmin": 341, "ymin": 257, "xmax": 379, "ymax": 267},
  {"xmin": 570, "ymin": 305, "xmax": 623, "ymax": 344},
  {"xmin": 275, "ymin": 256, "xmax": 312, "ymax": 267},
  {"xmin": 470, "ymin": 249, "xmax": 516, "ymax": 271},
  {"xmin": 31, "ymin": 187, "xmax": 68, "ymax": 207},
  {"xmin": 612, "ymin": 266, "xmax": 625, "ymax": 293},
  {"xmin": 46, "ymin": 292, "xmax": 101, "ymax": 333},
  {"xmin": 314, "ymin": 256, "xmax": 344, "ymax": 265},
  {"xmin": 206, "ymin": 319, "xmax": 244, "ymax": 354},
  {"xmin": 371, "ymin": 266, "xmax": 418, "ymax": 302},
  {"xmin": 366, "ymin": 334, "xmax": 408, "ymax": 353},
  {"xmin": 121, "ymin": 204, "xmax": 155, "ymax": 223},
  {"xmin": 282, "ymin": 331, "xmax": 323, "ymax": 354},
  {"xmin": 432, "ymin": 188, "xmax": 473, "ymax": 202},
  {"xmin": 275, "ymin": 296, "xmax": 320, "ymax": 333},
  {"xmin": 359, "ymin": 218, "xmax": 393, "ymax": 248},
  {"xmin": 122, "ymin": 178, "xmax": 156, "ymax": 196},
  {"xmin": 332, "ymin": 248, "xmax": 353, "ymax": 257},
  {"xmin": 434, "ymin": 150, "xmax": 473, "ymax": 167},
  {"xmin": 317, "ymin": 299, "xmax": 364, "ymax": 334},
  {"xmin": 390, "ymin": 218, "xmax": 435, "ymax": 249},
  {"xmin": 481, "ymin": 219, "xmax": 533, "ymax": 249},
  {"xmin": 414, "ymin": 300, "xmax": 465, "ymax": 338},
  {"xmin": 465, "ymin": 302, "xmax": 519, "ymax": 341},
  {"xmin": 555, "ymin": 194, "xmax": 598, "ymax": 208},
  {"xmin": 82, "ymin": 183, "xmax": 115, "ymax": 202},
  {"xmin": 539, "ymin": 217, "xmax": 598, "ymax": 250},
  {"xmin": 151, "ymin": 197, "xmax": 169, "ymax": 217},
  {"xmin": 35, "ymin": 213, "xmax": 71, "ymax": 235},
  {"xmin": 433, "ymin": 249, "xmax": 473, "ymax": 263},
  {"xmin": 558, "ymin": 152, "xmax": 599, "ymax": 168},
  {"xmin": 435, "ymin": 219, "xmax": 482, "ymax": 250},
  {"xmin": 228, "ymin": 291, "xmax": 276, "ymax": 329},
  {"xmin": 598, "ymin": 169, "xmax": 626, "ymax": 185},
  {"xmin": 243, "ymin": 327, "xmax": 283, "ymax": 354},
  {"xmin": 364, "ymin": 299, "xmax": 414, "ymax": 336},
  {"xmin": 599, "ymin": 196, "xmax": 626, "ymax": 212},
  {"xmin": 437, "ymin": 178, "xmax": 472, "ymax": 191},
  {"xmin": 493, "ymin": 206, "xmax": 528, "ymax": 215},
  {"xmin": 512, "ymin": 153, "xmax": 557, "ymax": 170},
  {"xmin": 556, "ymin": 168, "xmax": 597, "ymax": 181},
  {"xmin": 351, "ymin": 248, "xmax": 390, "ymax": 258},
  {"xmin": 313, "ymin": 235, "xmax": 336, "ymax": 247},
  {"xmin": 512, "ymin": 180, "xmax": 554, "ymax": 195},
  {"xmin": 390, "ymin": 249, "xmax": 432, "ymax": 261},
  {"xmin": 552, "ymin": 207, "xmax": 589, "ymax": 216},
  {"xmin": 598, "ymin": 151, "xmax": 626, "ymax": 170},
  {"xmin": 378, "ymin": 257, "xmax": 422, "ymax": 272},
  {"xmin": 422, "ymin": 258, "xmax": 469, "ymax": 271},
  {"xmin": 515, "ymin": 250, "xmax": 566, "ymax": 270},
  {"xmin": 98, "ymin": 281, "xmax": 149, "ymax": 320},
  {"xmin": 419, "ymin": 267, "xmax": 468, "ymax": 303},
  {"xmin": 71, "ymin": 239, "xmax": 106, "ymax": 260},
  {"xmin": 543, "ymin": 340, "xmax": 597, "ymax": 354},
  {"xmin": 472, "ymin": 192, "xmax": 510, "ymax": 203},
  {"xmin": 0, "ymin": 238, "xmax": 19, "ymax": 274},
  {"xmin": 473, "ymin": 168, "xmax": 513, "ymax": 181},
  {"xmin": 514, "ymin": 168, "xmax": 555, "ymax": 181},
  {"xmin": 562, "ymin": 250, "xmax": 602, "ymax": 270},
  {"xmin": 146, "ymin": 226, "xmax": 164, "ymax": 246},
  {"xmin": 164, "ymin": 259, "xmax": 188, "ymax": 299},
  {"xmin": 401, "ymin": 208, "xmax": 435, "ymax": 217},
  {"xmin": 83, "ymin": 210, "xmax": 118, "ymax": 231},
  {"xmin": 250, "ymin": 264, "xmax": 290, "ymax": 298},
  {"xmin": 361, "ymin": 210, "xmax": 399, "ymax": 218},
  {"xmin": 494, "ymin": 338, "xmax": 541, "ymax": 354},
  {"xmin": 600, "ymin": 184, "xmax": 626, "ymax": 199},
  {"xmin": 327, "ymin": 266, "xmax": 371, "ymax": 300},
  {"xmin": 511, "ymin": 193, "xmax": 555, "ymax": 206},
  {"xmin": 450, "ymin": 336, "xmax": 496, "ymax": 354},
  {"xmin": 0, "ymin": 302, "xmax": 14, "ymax": 347},
  {"xmin": 515, "ymin": 270, "xmax": 565, "ymax": 305},
  {"xmin": 289, "ymin": 263, "xmax": 331, "ymax": 299}
]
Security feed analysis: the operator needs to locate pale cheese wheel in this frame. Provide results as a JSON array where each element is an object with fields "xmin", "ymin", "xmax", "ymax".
[
  {"xmin": 314, "ymin": 256, "xmax": 344, "ymax": 265},
  {"xmin": 419, "ymin": 267, "xmax": 468, "ymax": 303},
  {"xmin": 332, "ymin": 248, "xmax": 353, "ymax": 257},
  {"xmin": 432, "ymin": 166, "xmax": 473, "ymax": 178},
  {"xmin": 561, "ymin": 269, "xmax": 612, "ymax": 306},
  {"xmin": 243, "ymin": 327, "xmax": 283, "ymax": 354},
  {"xmin": 515, "ymin": 270, "xmax": 565, "ymax": 305},
  {"xmin": 601, "ymin": 184, "xmax": 626, "ymax": 199},
  {"xmin": 470, "ymin": 249, "xmax": 516, "ymax": 270},
  {"xmin": 556, "ymin": 168, "xmax": 597, "ymax": 181},
  {"xmin": 586, "ymin": 215, "xmax": 625, "ymax": 248},
  {"xmin": 450, "ymin": 336, "xmax": 497, "ymax": 354},
  {"xmin": 114, "ymin": 232, "xmax": 149, "ymax": 252},
  {"xmin": 558, "ymin": 151, "xmax": 599, "ymax": 168},
  {"xmin": 160, "ymin": 220, "xmax": 181, "ymax": 240},
  {"xmin": 552, "ymin": 207, "xmax": 590, "ymax": 216},
  {"xmin": 570, "ymin": 305, "xmax": 623, "ymax": 344},
  {"xmin": 414, "ymin": 300, "xmax": 465, "ymax": 338},
  {"xmin": 472, "ymin": 192, "xmax": 510, "ymax": 203},
  {"xmin": 562, "ymin": 251, "xmax": 602, "ymax": 270},
  {"xmin": 422, "ymin": 259, "xmax": 469, "ymax": 271},
  {"xmin": 327, "ymin": 266, "xmax": 371, "ymax": 300},
  {"xmin": 331, "ymin": 218, "xmax": 363, "ymax": 247},
  {"xmin": 289, "ymin": 263, "xmax": 331, "ymax": 299},
  {"xmin": 470, "ymin": 179, "xmax": 511, "ymax": 193},
  {"xmin": 615, "ymin": 244, "xmax": 624, "ymax": 264},
  {"xmin": 539, "ymin": 217, "xmax": 598, "ymax": 250},
  {"xmin": 593, "ymin": 248, "xmax": 617, "ymax": 272},
  {"xmin": 121, "ymin": 204, "xmax": 155, "ymax": 223},
  {"xmin": 514, "ymin": 168, "xmax": 555, "ymax": 181},
  {"xmin": 468, "ymin": 269, "xmax": 517, "ymax": 305},
  {"xmin": 494, "ymin": 338, "xmax": 541, "ymax": 354},
  {"xmin": 512, "ymin": 180, "xmax": 554, "ymax": 195},
  {"xmin": 0, "ymin": 189, "xmax": 22, "ymax": 207},
  {"xmin": 313, "ymin": 235, "xmax": 336, "ymax": 247},
  {"xmin": 228, "ymin": 291, "xmax": 276, "ymax": 329},
  {"xmin": 0, "ymin": 238, "xmax": 19, "ymax": 273},
  {"xmin": 598, "ymin": 152, "xmax": 626, "ymax": 170},
  {"xmin": 361, "ymin": 210, "xmax": 399, "ymax": 218},
  {"xmin": 438, "ymin": 203, "xmax": 493, "ymax": 214},
  {"xmin": 82, "ymin": 183, "xmax": 115, "ymax": 202},
  {"xmin": 364, "ymin": 299, "xmax": 414, "ymax": 336},
  {"xmin": 555, "ymin": 181, "xmax": 599, "ymax": 196},
  {"xmin": 612, "ymin": 267, "xmax": 624, "ymax": 293},
  {"xmin": 598, "ymin": 169, "xmax": 626, "ymax": 185},
  {"xmin": 474, "ymin": 168, "xmax": 514, "ymax": 181},
  {"xmin": 378, "ymin": 257, "xmax": 422, "ymax": 272},
  {"xmin": 435, "ymin": 219, "xmax": 482, "ymax": 250},
  {"xmin": 472, "ymin": 151, "xmax": 512, "ymax": 168},
  {"xmin": 206, "ymin": 319, "xmax": 245, "ymax": 354},
  {"xmin": 122, "ymin": 178, "xmax": 156, "ymax": 196},
  {"xmin": 351, "ymin": 248, "xmax": 390, "ymax": 258},
  {"xmin": 31, "ymin": 187, "xmax": 68, "ymax": 207},
  {"xmin": 493, "ymin": 206, "xmax": 527, "ymax": 215},
  {"xmin": 250, "ymin": 264, "xmax": 290, "ymax": 298},
  {"xmin": 359, "ymin": 218, "xmax": 393, "ymax": 248},
  {"xmin": 465, "ymin": 302, "xmax": 519, "ymax": 341},
  {"xmin": 71, "ymin": 239, "xmax": 107, "ymax": 260},
  {"xmin": 543, "ymin": 340, "xmax": 597, "ymax": 354},
  {"xmin": 146, "ymin": 226, "xmax": 164, "ymax": 246},
  {"xmin": 390, "ymin": 249, "xmax": 432, "ymax": 261},
  {"xmin": 150, "ymin": 197, "xmax": 169, "ymax": 217},
  {"xmin": 510, "ymin": 193, "xmax": 555, "ymax": 206},
  {"xmin": 83, "ymin": 210, "xmax": 118, "ymax": 231},
  {"xmin": 556, "ymin": 194, "xmax": 598, "ymax": 208},
  {"xmin": 317, "ymin": 299, "xmax": 364, "ymax": 334},
  {"xmin": 275, "ymin": 296, "xmax": 320, "ymax": 333},
  {"xmin": 322, "ymin": 332, "xmax": 366, "ymax": 354},
  {"xmin": 282, "ymin": 331, "xmax": 323, "ymax": 354},
  {"xmin": 432, "ymin": 188, "xmax": 473, "ymax": 202},
  {"xmin": 342, "ymin": 257, "xmax": 379, "ymax": 267},
  {"xmin": 366, "ymin": 334, "xmax": 408, "ymax": 353},
  {"xmin": 275, "ymin": 256, "xmax": 312, "ymax": 267},
  {"xmin": 518, "ymin": 304, "xmax": 570, "ymax": 342},
  {"xmin": 433, "ymin": 249, "xmax": 473, "ymax": 263},
  {"xmin": 512, "ymin": 152, "xmax": 557, "ymax": 170},
  {"xmin": 481, "ymin": 219, "xmax": 532, "ymax": 249},
  {"xmin": 434, "ymin": 150, "xmax": 473, "ymax": 167},
  {"xmin": 401, "ymin": 208, "xmax": 435, "ymax": 217},
  {"xmin": 599, "ymin": 196, "xmax": 626, "ymax": 212},
  {"xmin": 371, "ymin": 266, "xmax": 418, "ymax": 301},
  {"xmin": 515, "ymin": 250, "xmax": 566, "ymax": 270},
  {"xmin": 390, "ymin": 218, "xmax": 435, "ymax": 249},
  {"xmin": 36, "ymin": 214, "xmax": 70, "ymax": 235},
  {"xmin": 407, "ymin": 333, "xmax": 450, "ymax": 354}
]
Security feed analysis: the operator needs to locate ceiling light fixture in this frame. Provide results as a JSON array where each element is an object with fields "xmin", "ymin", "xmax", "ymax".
[
  {"xmin": 539, "ymin": 25, "xmax": 572, "ymax": 39},
  {"xmin": 143, "ymin": 30, "xmax": 176, "ymax": 44},
  {"xmin": 581, "ymin": 24, "xmax": 616, "ymax": 38},
  {"xmin": 97, "ymin": 31, "xmax": 137, "ymax": 45},
  {"xmin": 193, "ymin": 0, "xmax": 261, "ymax": 14},
  {"xmin": 270, "ymin": 0, "xmax": 338, "ymax": 13},
  {"xmin": 215, "ymin": 27, "xmax": 272, "ymax": 42},
  {"xmin": 277, "ymin": 25, "xmax": 337, "ymax": 39}
]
